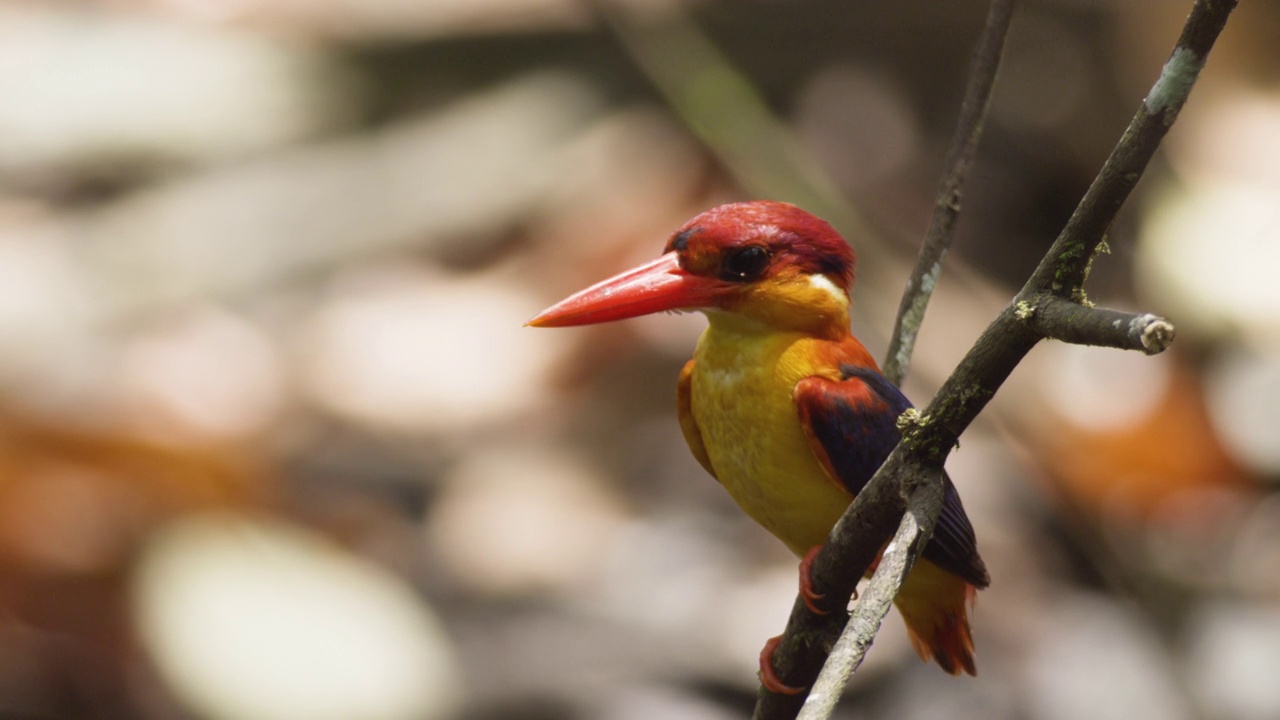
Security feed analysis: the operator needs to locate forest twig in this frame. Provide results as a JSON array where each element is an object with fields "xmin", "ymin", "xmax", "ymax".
[
  {"xmin": 882, "ymin": 0, "xmax": 1019, "ymax": 387},
  {"xmin": 1019, "ymin": 295, "xmax": 1176, "ymax": 354},
  {"xmin": 755, "ymin": 2, "xmax": 1235, "ymax": 718}
]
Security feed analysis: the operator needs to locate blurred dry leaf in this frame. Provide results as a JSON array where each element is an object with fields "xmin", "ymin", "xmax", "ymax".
[
  {"xmin": 1041, "ymin": 350, "xmax": 1248, "ymax": 521},
  {"xmin": 0, "ymin": 415, "xmax": 268, "ymax": 584},
  {"xmin": 0, "ymin": 411, "xmax": 272, "ymax": 714}
]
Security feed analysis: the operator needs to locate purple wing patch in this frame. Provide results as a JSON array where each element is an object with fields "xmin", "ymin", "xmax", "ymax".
[{"xmin": 794, "ymin": 365, "xmax": 989, "ymax": 588}]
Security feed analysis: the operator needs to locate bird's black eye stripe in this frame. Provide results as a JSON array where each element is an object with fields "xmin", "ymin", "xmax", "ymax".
[{"xmin": 720, "ymin": 245, "xmax": 771, "ymax": 282}]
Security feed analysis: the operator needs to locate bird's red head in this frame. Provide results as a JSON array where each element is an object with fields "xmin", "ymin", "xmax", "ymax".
[{"xmin": 528, "ymin": 201, "xmax": 856, "ymax": 335}]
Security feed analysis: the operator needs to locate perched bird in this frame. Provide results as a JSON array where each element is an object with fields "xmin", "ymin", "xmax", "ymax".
[{"xmin": 529, "ymin": 201, "xmax": 989, "ymax": 691}]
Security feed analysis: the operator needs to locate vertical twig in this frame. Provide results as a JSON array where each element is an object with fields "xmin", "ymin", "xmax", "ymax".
[
  {"xmin": 755, "ymin": 3, "xmax": 1018, "ymax": 716},
  {"xmin": 882, "ymin": 0, "xmax": 1018, "ymax": 386},
  {"xmin": 791, "ymin": 6, "xmax": 1019, "ymax": 715}
]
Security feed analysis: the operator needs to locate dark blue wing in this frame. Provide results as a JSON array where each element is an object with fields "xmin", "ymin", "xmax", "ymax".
[{"xmin": 794, "ymin": 364, "xmax": 990, "ymax": 588}]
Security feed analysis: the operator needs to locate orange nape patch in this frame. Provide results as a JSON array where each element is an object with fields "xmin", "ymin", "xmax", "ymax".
[{"xmin": 893, "ymin": 558, "xmax": 979, "ymax": 675}]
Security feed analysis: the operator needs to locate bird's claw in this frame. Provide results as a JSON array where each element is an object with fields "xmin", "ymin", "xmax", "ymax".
[
  {"xmin": 799, "ymin": 545, "xmax": 829, "ymax": 616},
  {"xmin": 759, "ymin": 635, "xmax": 806, "ymax": 696}
]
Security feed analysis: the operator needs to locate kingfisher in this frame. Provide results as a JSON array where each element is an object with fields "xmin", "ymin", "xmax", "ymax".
[{"xmin": 528, "ymin": 201, "xmax": 989, "ymax": 692}]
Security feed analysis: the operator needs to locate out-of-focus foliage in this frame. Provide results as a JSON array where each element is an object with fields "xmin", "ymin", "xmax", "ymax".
[{"xmin": 0, "ymin": 1, "xmax": 1277, "ymax": 718}]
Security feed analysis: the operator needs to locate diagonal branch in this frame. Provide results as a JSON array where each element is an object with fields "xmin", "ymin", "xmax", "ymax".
[{"xmin": 755, "ymin": 2, "xmax": 1236, "ymax": 718}]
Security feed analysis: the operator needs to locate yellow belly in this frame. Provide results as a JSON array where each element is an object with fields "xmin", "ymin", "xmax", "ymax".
[{"xmin": 690, "ymin": 320, "xmax": 852, "ymax": 555}]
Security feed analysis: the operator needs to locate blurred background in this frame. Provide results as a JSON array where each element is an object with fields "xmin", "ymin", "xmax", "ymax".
[{"xmin": 0, "ymin": 0, "xmax": 1277, "ymax": 718}]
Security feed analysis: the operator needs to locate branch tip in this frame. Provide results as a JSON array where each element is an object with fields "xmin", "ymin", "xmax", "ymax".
[
  {"xmin": 1138, "ymin": 316, "xmax": 1176, "ymax": 354},
  {"xmin": 1024, "ymin": 296, "xmax": 1175, "ymax": 354}
]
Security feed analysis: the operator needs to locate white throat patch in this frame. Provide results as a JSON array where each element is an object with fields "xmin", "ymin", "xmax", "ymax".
[{"xmin": 806, "ymin": 274, "xmax": 848, "ymax": 305}]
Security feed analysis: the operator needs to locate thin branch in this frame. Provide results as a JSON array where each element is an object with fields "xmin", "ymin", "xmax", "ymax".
[
  {"xmin": 796, "ymin": 467, "xmax": 943, "ymax": 720},
  {"xmin": 1025, "ymin": 1, "xmax": 1230, "ymax": 297},
  {"xmin": 1020, "ymin": 295, "xmax": 1176, "ymax": 355},
  {"xmin": 755, "ymin": 2, "xmax": 1234, "ymax": 718},
  {"xmin": 882, "ymin": 0, "xmax": 1018, "ymax": 387}
]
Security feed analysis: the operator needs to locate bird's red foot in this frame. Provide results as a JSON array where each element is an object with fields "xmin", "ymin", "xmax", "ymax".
[
  {"xmin": 759, "ymin": 635, "xmax": 806, "ymax": 695},
  {"xmin": 799, "ymin": 545, "xmax": 828, "ymax": 615}
]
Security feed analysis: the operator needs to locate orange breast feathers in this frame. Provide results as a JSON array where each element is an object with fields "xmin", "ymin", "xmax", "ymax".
[{"xmin": 678, "ymin": 324, "xmax": 989, "ymax": 675}]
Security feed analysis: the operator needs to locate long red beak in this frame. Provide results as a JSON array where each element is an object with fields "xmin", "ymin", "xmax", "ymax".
[{"xmin": 527, "ymin": 252, "xmax": 721, "ymax": 327}]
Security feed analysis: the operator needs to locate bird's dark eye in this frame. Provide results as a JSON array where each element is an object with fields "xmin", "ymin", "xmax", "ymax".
[{"xmin": 720, "ymin": 246, "xmax": 771, "ymax": 282}]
